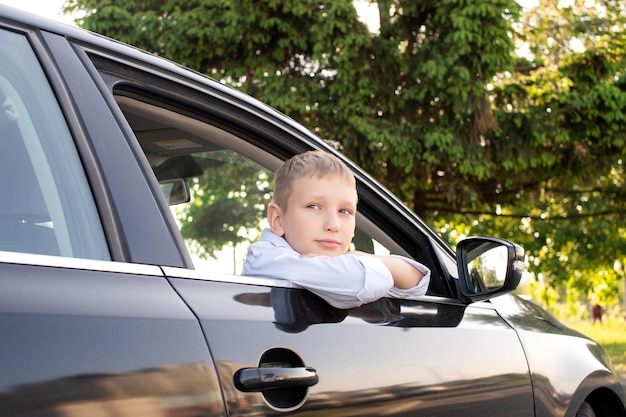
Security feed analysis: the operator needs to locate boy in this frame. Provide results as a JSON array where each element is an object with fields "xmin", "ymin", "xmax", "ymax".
[{"xmin": 242, "ymin": 150, "xmax": 430, "ymax": 309}]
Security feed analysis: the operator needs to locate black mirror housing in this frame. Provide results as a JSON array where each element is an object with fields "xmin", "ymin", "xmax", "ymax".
[{"xmin": 455, "ymin": 237, "xmax": 525, "ymax": 302}]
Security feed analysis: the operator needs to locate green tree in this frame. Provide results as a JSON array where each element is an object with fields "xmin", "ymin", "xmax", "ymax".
[
  {"xmin": 64, "ymin": 0, "xmax": 522, "ymax": 213},
  {"xmin": 450, "ymin": 0, "xmax": 626, "ymax": 308},
  {"xmin": 168, "ymin": 151, "xmax": 272, "ymax": 258}
]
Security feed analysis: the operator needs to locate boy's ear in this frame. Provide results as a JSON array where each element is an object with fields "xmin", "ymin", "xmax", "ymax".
[{"xmin": 267, "ymin": 203, "xmax": 285, "ymax": 236}]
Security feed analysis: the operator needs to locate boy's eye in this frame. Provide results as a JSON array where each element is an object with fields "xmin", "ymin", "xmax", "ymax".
[
  {"xmin": 339, "ymin": 208, "xmax": 354, "ymax": 215},
  {"xmin": 307, "ymin": 204, "xmax": 321, "ymax": 210}
]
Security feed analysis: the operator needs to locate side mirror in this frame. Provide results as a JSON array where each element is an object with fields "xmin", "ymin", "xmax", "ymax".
[
  {"xmin": 456, "ymin": 237, "xmax": 525, "ymax": 302},
  {"xmin": 159, "ymin": 178, "xmax": 191, "ymax": 205}
]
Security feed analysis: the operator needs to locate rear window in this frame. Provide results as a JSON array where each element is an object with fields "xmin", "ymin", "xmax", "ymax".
[{"xmin": 0, "ymin": 28, "xmax": 109, "ymax": 260}]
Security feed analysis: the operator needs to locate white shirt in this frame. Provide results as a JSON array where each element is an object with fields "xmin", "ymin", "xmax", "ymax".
[{"xmin": 242, "ymin": 229, "xmax": 431, "ymax": 309}]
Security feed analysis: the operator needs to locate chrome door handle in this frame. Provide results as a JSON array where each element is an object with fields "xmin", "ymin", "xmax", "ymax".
[{"xmin": 234, "ymin": 366, "xmax": 319, "ymax": 392}]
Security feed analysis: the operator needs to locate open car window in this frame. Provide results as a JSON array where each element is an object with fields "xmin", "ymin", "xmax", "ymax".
[{"xmin": 114, "ymin": 95, "xmax": 407, "ymax": 275}]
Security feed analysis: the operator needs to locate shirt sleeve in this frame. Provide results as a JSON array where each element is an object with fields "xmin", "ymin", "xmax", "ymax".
[
  {"xmin": 242, "ymin": 239, "xmax": 394, "ymax": 309},
  {"xmin": 242, "ymin": 230, "xmax": 431, "ymax": 308}
]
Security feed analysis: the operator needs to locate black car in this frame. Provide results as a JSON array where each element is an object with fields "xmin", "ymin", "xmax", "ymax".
[{"xmin": 0, "ymin": 5, "xmax": 624, "ymax": 417}]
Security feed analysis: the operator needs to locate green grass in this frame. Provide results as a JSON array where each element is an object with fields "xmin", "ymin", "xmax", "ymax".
[{"xmin": 567, "ymin": 319, "xmax": 626, "ymax": 376}]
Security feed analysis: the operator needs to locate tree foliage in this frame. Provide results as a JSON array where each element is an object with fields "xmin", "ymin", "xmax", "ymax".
[
  {"xmin": 64, "ymin": 0, "xmax": 522, "ymax": 211},
  {"xmin": 168, "ymin": 151, "xmax": 272, "ymax": 258},
  {"xmin": 465, "ymin": 0, "xmax": 626, "ymax": 305},
  {"xmin": 64, "ymin": 0, "xmax": 626, "ymax": 304}
]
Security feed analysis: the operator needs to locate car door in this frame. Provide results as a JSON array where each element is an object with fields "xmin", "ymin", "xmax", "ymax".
[
  {"xmin": 0, "ymin": 22, "xmax": 225, "ymax": 417},
  {"xmin": 76, "ymin": 42, "xmax": 536, "ymax": 416},
  {"xmin": 166, "ymin": 267, "xmax": 535, "ymax": 417}
]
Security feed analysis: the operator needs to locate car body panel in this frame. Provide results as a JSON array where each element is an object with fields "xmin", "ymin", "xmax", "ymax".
[
  {"xmin": 0, "ymin": 252, "xmax": 225, "ymax": 417},
  {"xmin": 491, "ymin": 295, "xmax": 626, "ymax": 417}
]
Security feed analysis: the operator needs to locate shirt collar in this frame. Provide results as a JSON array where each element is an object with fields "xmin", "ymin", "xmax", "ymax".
[{"xmin": 260, "ymin": 228, "xmax": 292, "ymax": 248}]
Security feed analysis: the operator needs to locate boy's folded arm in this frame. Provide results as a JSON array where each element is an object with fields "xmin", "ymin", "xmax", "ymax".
[
  {"xmin": 243, "ymin": 246, "xmax": 395, "ymax": 308},
  {"xmin": 243, "ymin": 243, "xmax": 430, "ymax": 307},
  {"xmin": 351, "ymin": 252, "xmax": 429, "ymax": 290}
]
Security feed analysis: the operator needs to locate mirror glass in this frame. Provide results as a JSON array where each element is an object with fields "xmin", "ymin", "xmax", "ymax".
[
  {"xmin": 466, "ymin": 244, "xmax": 508, "ymax": 293},
  {"xmin": 159, "ymin": 179, "xmax": 190, "ymax": 205}
]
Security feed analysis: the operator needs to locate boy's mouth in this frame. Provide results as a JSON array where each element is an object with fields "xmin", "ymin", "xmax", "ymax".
[{"xmin": 316, "ymin": 239, "xmax": 340, "ymax": 248}]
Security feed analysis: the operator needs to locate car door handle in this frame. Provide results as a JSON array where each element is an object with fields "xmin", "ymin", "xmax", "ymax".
[{"xmin": 234, "ymin": 366, "xmax": 319, "ymax": 392}]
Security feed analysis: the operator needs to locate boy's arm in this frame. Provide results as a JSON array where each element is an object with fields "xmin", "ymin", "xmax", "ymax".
[
  {"xmin": 243, "ymin": 239, "xmax": 395, "ymax": 308},
  {"xmin": 242, "ymin": 230, "xmax": 428, "ymax": 307},
  {"xmin": 351, "ymin": 252, "xmax": 426, "ymax": 289}
]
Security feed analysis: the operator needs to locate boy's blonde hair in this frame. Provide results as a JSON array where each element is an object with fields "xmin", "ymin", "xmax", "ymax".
[{"xmin": 272, "ymin": 150, "xmax": 356, "ymax": 210}]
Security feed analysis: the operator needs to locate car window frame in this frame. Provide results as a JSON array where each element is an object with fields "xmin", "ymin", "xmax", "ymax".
[
  {"xmin": 37, "ymin": 30, "xmax": 192, "ymax": 267},
  {"xmin": 79, "ymin": 48, "xmax": 458, "ymax": 299}
]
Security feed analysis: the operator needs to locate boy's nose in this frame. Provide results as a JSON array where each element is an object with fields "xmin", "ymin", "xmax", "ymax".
[{"xmin": 324, "ymin": 212, "xmax": 340, "ymax": 232}]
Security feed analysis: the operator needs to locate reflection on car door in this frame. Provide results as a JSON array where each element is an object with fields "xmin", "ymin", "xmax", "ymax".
[
  {"xmin": 0, "ymin": 255, "xmax": 226, "ymax": 417},
  {"xmin": 166, "ymin": 268, "xmax": 534, "ymax": 417}
]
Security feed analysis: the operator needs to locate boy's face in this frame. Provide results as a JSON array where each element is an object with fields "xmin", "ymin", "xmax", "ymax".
[{"xmin": 268, "ymin": 174, "xmax": 357, "ymax": 257}]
